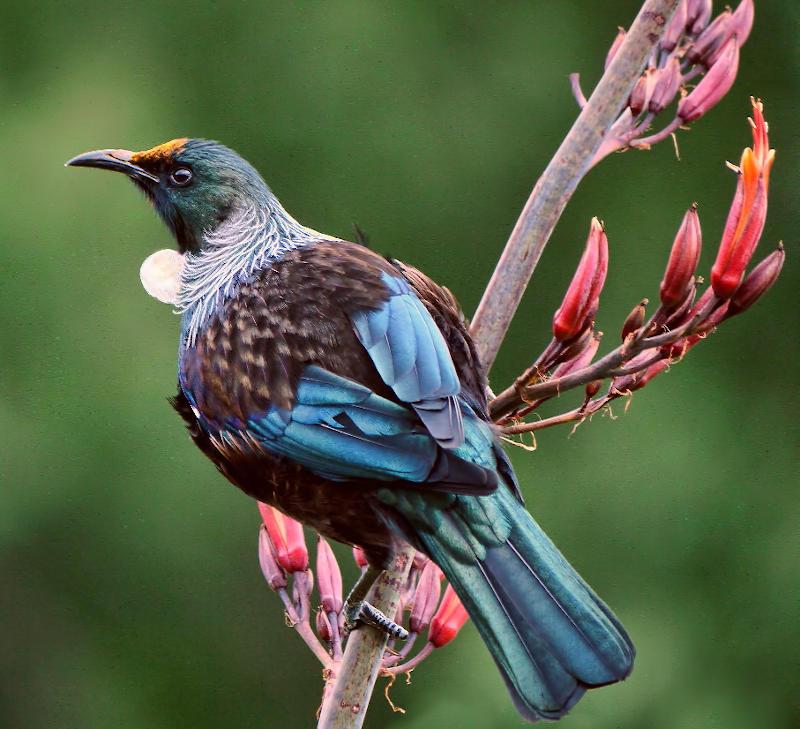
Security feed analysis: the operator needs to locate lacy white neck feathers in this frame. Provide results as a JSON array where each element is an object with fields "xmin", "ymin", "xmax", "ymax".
[{"xmin": 176, "ymin": 201, "xmax": 323, "ymax": 346}]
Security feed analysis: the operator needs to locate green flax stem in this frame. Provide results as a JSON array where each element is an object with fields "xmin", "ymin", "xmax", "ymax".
[
  {"xmin": 317, "ymin": 546, "xmax": 415, "ymax": 729},
  {"xmin": 470, "ymin": 0, "xmax": 680, "ymax": 372},
  {"xmin": 316, "ymin": 2, "xmax": 678, "ymax": 727}
]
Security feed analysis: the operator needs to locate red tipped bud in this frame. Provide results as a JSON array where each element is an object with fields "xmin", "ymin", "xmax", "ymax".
[
  {"xmin": 352, "ymin": 546, "xmax": 368, "ymax": 569},
  {"xmin": 661, "ymin": 1, "xmax": 688, "ymax": 52},
  {"xmin": 660, "ymin": 205, "xmax": 702, "ymax": 307},
  {"xmin": 726, "ymin": 243, "xmax": 784, "ymax": 318},
  {"xmin": 428, "ymin": 584, "xmax": 469, "ymax": 648},
  {"xmin": 730, "ymin": 0, "xmax": 754, "ymax": 46},
  {"xmin": 711, "ymin": 100, "xmax": 774, "ymax": 298},
  {"xmin": 409, "ymin": 562, "xmax": 443, "ymax": 634},
  {"xmin": 605, "ymin": 27, "xmax": 626, "ymax": 70},
  {"xmin": 621, "ymin": 299, "xmax": 648, "ymax": 341},
  {"xmin": 316, "ymin": 609, "xmax": 332, "ymax": 642},
  {"xmin": 649, "ymin": 56, "xmax": 683, "ymax": 114},
  {"xmin": 552, "ymin": 219, "xmax": 608, "ymax": 341},
  {"xmin": 258, "ymin": 502, "xmax": 308, "ymax": 573},
  {"xmin": 258, "ymin": 525, "xmax": 288, "ymax": 591},
  {"xmin": 679, "ymin": 37, "xmax": 739, "ymax": 122},
  {"xmin": 687, "ymin": 0, "xmax": 713, "ymax": 35},
  {"xmin": 316, "ymin": 536, "xmax": 343, "ymax": 614}
]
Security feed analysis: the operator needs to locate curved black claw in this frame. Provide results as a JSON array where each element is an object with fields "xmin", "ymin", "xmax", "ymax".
[{"xmin": 345, "ymin": 600, "xmax": 408, "ymax": 640}]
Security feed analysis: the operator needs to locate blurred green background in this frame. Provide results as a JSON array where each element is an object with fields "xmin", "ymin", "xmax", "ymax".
[{"xmin": 1, "ymin": 1, "xmax": 797, "ymax": 728}]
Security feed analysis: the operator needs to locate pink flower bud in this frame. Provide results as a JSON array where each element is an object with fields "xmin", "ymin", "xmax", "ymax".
[
  {"xmin": 649, "ymin": 56, "xmax": 683, "ymax": 114},
  {"xmin": 352, "ymin": 546, "xmax": 368, "ymax": 569},
  {"xmin": 410, "ymin": 562, "xmax": 443, "ymax": 634},
  {"xmin": 428, "ymin": 584, "xmax": 469, "ymax": 648},
  {"xmin": 316, "ymin": 609, "xmax": 332, "ymax": 643},
  {"xmin": 258, "ymin": 502, "xmax": 308, "ymax": 573},
  {"xmin": 552, "ymin": 219, "xmax": 608, "ymax": 341},
  {"xmin": 687, "ymin": 0, "xmax": 713, "ymax": 35},
  {"xmin": 605, "ymin": 27, "xmax": 626, "ymax": 70},
  {"xmin": 258, "ymin": 525, "xmax": 288, "ymax": 591},
  {"xmin": 660, "ymin": 204, "xmax": 702, "ymax": 307},
  {"xmin": 661, "ymin": 1, "xmax": 688, "ymax": 52},
  {"xmin": 687, "ymin": 9, "xmax": 732, "ymax": 66},
  {"xmin": 316, "ymin": 536, "xmax": 343, "ymax": 614},
  {"xmin": 621, "ymin": 299, "xmax": 648, "ymax": 341},
  {"xmin": 629, "ymin": 70, "xmax": 655, "ymax": 116},
  {"xmin": 726, "ymin": 243, "xmax": 784, "ymax": 318},
  {"xmin": 711, "ymin": 100, "xmax": 775, "ymax": 298},
  {"xmin": 730, "ymin": 0, "xmax": 754, "ymax": 46},
  {"xmin": 679, "ymin": 37, "xmax": 739, "ymax": 122}
]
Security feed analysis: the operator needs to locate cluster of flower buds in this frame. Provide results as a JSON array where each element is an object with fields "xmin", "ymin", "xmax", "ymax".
[
  {"xmin": 574, "ymin": 0, "xmax": 755, "ymax": 165},
  {"xmin": 491, "ymin": 99, "xmax": 782, "ymax": 430},
  {"xmin": 257, "ymin": 503, "xmax": 470, "ymax": 677}
]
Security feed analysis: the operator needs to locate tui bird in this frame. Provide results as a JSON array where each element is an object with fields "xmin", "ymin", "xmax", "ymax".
[{"xmin": 68, "ymin": 139, "xmax": 634, "ymax": 721}]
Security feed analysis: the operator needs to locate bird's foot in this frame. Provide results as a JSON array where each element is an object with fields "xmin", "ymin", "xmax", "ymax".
[{"xmin": 345, "ymin": 600, "xmax": 409, "ymax": 641}]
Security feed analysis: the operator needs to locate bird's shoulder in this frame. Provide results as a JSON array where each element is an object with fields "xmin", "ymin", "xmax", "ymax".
[{"xmin": 390, "ymin": 260, "xmax": 487, "ymax": 412}]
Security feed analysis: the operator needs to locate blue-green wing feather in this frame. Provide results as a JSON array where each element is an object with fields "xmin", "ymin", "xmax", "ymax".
[
  {"xmin": 239, "ymin": 366, "xmax": 495, "ymax": 492},
  {"xmin": 351, "ymin": 273, "xmax": 464, "ymax": 447}
]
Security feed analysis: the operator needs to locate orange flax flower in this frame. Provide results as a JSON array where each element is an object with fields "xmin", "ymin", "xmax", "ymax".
[{"xmin": 711, "ymin": 99, "xmax": 775, "ymax": 298}]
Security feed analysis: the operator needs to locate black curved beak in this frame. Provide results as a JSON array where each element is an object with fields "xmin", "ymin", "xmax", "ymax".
[{"xmin": 65, "ymin": 149, "xmax": 159, "ymax": 183}]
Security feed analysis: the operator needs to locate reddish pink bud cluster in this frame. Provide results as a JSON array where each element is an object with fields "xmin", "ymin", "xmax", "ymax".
[
  {"xmin": 581, "ymin": 0, "xmax": 754, "ymax": 165},
  {"xmin": 493, "ymin": 100, "xmax": 782, "ymax": 430}
]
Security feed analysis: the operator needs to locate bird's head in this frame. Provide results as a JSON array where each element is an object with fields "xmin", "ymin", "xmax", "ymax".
[{"xmin": 67, "ymin": 138, "xmax": 272, "ymax": 253}]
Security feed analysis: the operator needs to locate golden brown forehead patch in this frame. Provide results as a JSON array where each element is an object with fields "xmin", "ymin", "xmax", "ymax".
[{"xmin": 130, "ymin": 138, "xmax": 189, "ymax": 166}]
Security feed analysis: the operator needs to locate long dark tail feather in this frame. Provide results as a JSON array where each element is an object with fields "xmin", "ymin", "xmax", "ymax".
[{"xmin": 413, "ymin": 487, "xmax": 634, "ymax": 721}]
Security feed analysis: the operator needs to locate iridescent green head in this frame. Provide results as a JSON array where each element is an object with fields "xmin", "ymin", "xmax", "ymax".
[{"xmin": 67, "ymin": 138, "xmax": 271, "ymax": 253}]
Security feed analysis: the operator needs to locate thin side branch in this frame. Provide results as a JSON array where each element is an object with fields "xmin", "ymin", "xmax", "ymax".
[
  {"xmin": 490, "ymin": 295, "xmax": 720, "ymax": 421},
  {"xmin": 469, "ymin": 0, "xmax": 680, "ymax": 371}
]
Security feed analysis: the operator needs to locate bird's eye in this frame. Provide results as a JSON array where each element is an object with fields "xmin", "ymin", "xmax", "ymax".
[{"xmin": 169, "ymin": 167, "xmax": 193, "ymax": 187}]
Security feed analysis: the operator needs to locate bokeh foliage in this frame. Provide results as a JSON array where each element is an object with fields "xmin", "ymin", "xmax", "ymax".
[{"xmin": 1, "ymin": 2, "xmax": 797, "ymax": 728}]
